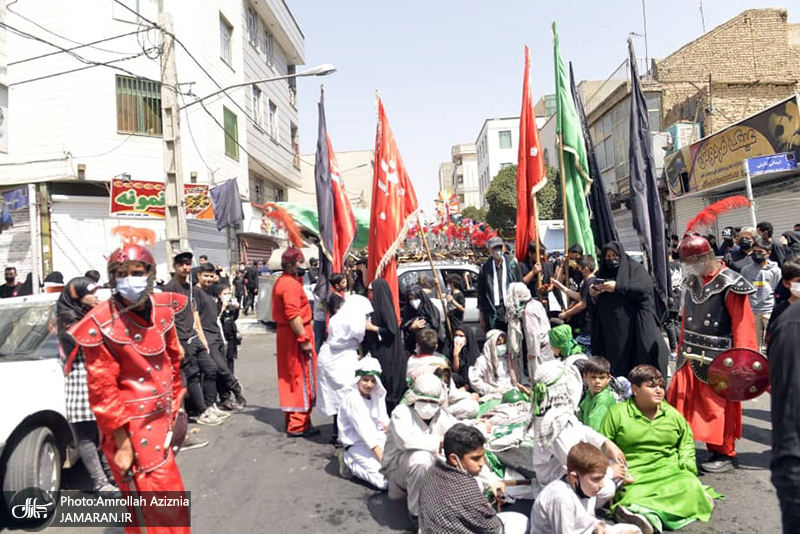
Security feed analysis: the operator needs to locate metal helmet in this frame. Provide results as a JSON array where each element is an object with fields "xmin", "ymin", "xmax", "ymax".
[
  {"xmin": 707, "ymin": 347, "xmax": 770, "ymax": 401},
  {"xmin": 107, "ymin": 243, "xmax": 156, "ymax": 273},
  {"xmin": 677, "ymin": 232, "xmax": 714, "ymax": 263}
]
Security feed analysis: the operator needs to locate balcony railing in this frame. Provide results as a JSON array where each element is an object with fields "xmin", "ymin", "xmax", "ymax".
[
  {"xmin": 584, "ymin": 57, "xmax": 656, "ymax": 116},
  {"xmin": 289, "ymin": 87, "xmax": 298, "ymax": 109}
]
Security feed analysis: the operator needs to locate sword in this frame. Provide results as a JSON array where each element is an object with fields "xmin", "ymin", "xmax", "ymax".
[
  {"xmin": 122, "ymin": 469, "xmax": 148, "ymax": 534},
  {"xmin": 683, "ymin": 350, "xmax": 714, "ymax": 366}
]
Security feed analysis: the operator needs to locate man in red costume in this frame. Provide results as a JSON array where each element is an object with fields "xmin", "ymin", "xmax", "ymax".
[
  {"xmin": 272, "ymin": 247, "xmax": 320, "ymax": 437},
  {"xmin": 69, "ymin": 244, "xmax": 189, "ymax": 533},
  {"xmin": 667, "ymin": 233, "xmax": 757, "ymax": 473}
]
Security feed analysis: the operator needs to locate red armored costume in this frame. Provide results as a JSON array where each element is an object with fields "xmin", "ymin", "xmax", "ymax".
[{"xmin": 69, "ymin": 244, "xmax": 189, "ymax": 533}]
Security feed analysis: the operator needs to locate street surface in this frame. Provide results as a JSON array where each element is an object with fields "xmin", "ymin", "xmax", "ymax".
[{"xmin": 42, "ymin": 328, "xmax": 780, "ymax": 534}]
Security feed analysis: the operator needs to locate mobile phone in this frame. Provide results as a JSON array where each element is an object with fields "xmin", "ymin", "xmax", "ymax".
[{"xmin": 593, "ymin": 278, "xmax": 606, "ymax": 284}]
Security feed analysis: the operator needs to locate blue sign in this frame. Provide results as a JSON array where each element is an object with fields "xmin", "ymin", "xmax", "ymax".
[{"xmin": 747, "ymin": 152, "xmax": 798, "ymax": 176}]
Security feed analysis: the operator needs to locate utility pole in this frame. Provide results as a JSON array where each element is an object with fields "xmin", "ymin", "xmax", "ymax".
[{"xmin": 159, "ymin": 13, "xmax": 189, "ymax": 260}]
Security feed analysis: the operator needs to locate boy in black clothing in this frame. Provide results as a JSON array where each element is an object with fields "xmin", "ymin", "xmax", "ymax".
[{"xmin": 217, "ymin": 283, "xmax": 240, "ymax": 374}]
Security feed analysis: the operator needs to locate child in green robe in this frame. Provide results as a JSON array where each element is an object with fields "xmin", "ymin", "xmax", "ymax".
[
  {"xmin": 601, "ymin": 365, "xmax": 719, "ymax": 534},
  {"xmin": 578, "ymin": 356, "xmax": 618, "ymax": 431}
]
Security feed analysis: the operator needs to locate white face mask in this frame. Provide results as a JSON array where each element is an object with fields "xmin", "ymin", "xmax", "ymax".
[
  {"xmin": 496, "ymin": 344, "xmax": 508, "ymax": 357},
  {"xmin": 454, "ymin": 335, "xmax": 466, "ymax": 345},
  {"xmin": 116, "ymin": 276, "xmax": 149, "ymax": 302},
  {"xmin": 221, "ymin": 294, "xmax": 232, "ymax": 303},
  {"xmin": 413, "ymin": 401, "xmax": 439, "ymax": 420},
  {"xmin": 409, "ymin": 299, "xmax": 421, "ymax": 310},
  {"xmin": 791, "ymin": 282, "xmax": 800, "ymax": 299}
]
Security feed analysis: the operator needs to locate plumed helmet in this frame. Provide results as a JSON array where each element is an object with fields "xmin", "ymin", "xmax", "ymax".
[
  {"xmin": 107, "ymin": 243, "xmax": 155, "ymax": 272},
  {"xmin": 281, "ymin": 247, "xmax": 304, "ymax": 265},
  {"xmin": 677, "ymin": 232, "xmax": 713, "ymax": 262}
]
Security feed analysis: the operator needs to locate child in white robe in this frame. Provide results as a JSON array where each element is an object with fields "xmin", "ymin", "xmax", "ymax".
[
  {"xmin": 337, "ymin": 356, "xmax": 390, "ymax": 490},
  {"xmin": 469, "ymin": 329, "xmax": 515, "ymax": 400}
]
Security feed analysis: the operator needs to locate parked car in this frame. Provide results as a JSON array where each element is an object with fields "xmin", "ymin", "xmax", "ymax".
[
  {"xmin": 397, "ymin": 261, "xmax": 482, "ymax": 338},
  {"xmin": 0, "ymin": 293, "xmax": 77, "ymax": 517}
]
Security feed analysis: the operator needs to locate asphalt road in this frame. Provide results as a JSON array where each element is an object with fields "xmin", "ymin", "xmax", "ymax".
[{"xmin": 38, "ymin": 328, "xmax": 781, "ymax": 533}]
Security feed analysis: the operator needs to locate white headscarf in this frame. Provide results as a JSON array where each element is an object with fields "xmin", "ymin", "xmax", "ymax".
[
  {"xmin": 477, "ymin": 329, "xmax": 517, "ymax": 387},
  {"xmin": 505, "ymin": 282, "xmax": 532, "ymax": 359},
  {"xmin": 325, "ymin": 294, "xmax": 373, "ymax": 351},
  {"xmin": 352, "ymin": 356, "xmax": 388, "ymax": 424},
  {"xmin": 529, "ymin": 359, "xmax": 584, "ymax": 449}
]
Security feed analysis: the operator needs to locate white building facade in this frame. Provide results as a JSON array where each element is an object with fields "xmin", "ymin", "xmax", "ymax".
[
  {"xmin": 475, "ymin": 117, "xmax": 519, "ymax": 207},
  {"xmin": 0, "ymin": 0, "xmax": 305, "ymax": 281},
  {"xmin": 450, "ymin": 144, "xmax": 479, "ymax": 209}
]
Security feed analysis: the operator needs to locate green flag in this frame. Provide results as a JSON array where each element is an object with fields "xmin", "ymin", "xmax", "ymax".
[{"xmin": 553, "ymin": 22, "xmax": 596, "ymax": 258}]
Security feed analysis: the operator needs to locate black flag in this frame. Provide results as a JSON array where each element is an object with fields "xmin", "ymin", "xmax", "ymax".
[
  {"xmin": 627, "ymin": 39, "xmax": 668, "ymax": 320},
  {"xmin": 313, "ymin": 88, "xmax": 334, "ymax": 303},
  {"xmin": 569, "ymin": 62, "xmax": 618, "ymax": 251},
  {"xmin": 209, "ymin": 179, "xmax": 244, "ymax": 231}
]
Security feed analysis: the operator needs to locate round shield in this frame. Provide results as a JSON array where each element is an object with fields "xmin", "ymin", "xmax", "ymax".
[
  {"xmin": 170, "ymin": 410, "xmax": 189, "ymax": 455},
  {"xmin": 707, "ymin": 348, "xmax": 769, "ymax": 401}
]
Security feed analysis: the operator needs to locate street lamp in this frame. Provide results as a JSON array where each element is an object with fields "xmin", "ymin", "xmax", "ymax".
[{"xmin": 180, "ymin": 63, "xmax": 336, "ymax": 110}]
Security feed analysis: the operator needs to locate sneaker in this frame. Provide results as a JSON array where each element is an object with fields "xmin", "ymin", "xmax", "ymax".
[
  {"xmin": 336, "ymin": 448, "xmax": 353, "ymax": 479},
  {"xmin": 209, "ymin": 404, "xmax": 231, "ymax": 419},
  {"xmin": 94, "ymin": 483, "xmax": 122, "ymax": 498},
  {"xmin": 234, "ymin": 392, "xmax": 247, "ymax": 410},
  {"xmin": 286, "ymin": 426, "xmax": 321, "ymax": 438},
  {"xmin": 700, "ymin": 452, "xmax": 737, "ymax": 473},
  {"xmin": 615, "ymin": 505, "xmax": 654, "ymax": 534},
  {"xmin": 196, "ymin": 408, "xmax": 224, "ymax": 426},
  {"xmin": 180, "ymin": 433, "xmax": 209, "ymax": 452}
]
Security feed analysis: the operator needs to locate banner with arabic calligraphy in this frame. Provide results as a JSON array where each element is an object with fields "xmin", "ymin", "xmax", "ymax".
[
  {"xmin": 664, "ymin": 96, "xmax": 800, "ymax": 199},
  {"xmin": 110, "ymin": 179, "xmax": 214, "ymax": 220}
]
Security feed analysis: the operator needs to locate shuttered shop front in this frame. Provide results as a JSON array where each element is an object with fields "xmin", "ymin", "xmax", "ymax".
[{"xmin": 711, "ymin": 176, "xmax": 800, "ymax": 235}]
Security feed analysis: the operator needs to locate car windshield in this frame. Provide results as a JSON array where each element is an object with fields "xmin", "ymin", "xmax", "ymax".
[{"xmin": 0, "ymin": 302, "xmax": 59, "ymax": 361}]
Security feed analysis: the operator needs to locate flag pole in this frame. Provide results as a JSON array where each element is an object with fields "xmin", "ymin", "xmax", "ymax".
[
  {"xmin": 557, "ymin": 134, "xmax": 570, "ymax": 287},
  {"xmin": 417, "ymin": 212, "xmax": 453, "ymax": 340},
  {"xmin": 532, "ymin": 194, "xmax": 543, "ymax": 288}
]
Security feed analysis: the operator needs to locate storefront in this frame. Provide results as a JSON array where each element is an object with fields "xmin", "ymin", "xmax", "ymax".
[{"xmin": 0, "ymin": 187, "xmax": 34, "ymax": 280}]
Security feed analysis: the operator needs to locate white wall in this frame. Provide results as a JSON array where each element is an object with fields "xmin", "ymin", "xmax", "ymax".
[{"xmin": 476, "ymin": 117, "xmax": 520, "ymax": 206}]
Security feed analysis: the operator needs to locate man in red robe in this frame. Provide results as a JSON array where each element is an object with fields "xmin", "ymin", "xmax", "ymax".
[
  {"xmin": 69, "ymin": 244, "xmax": 189, "ymax": 533},
  {"xmin": 667, "ymin": 233, "xmax": 757, "ymax": 473},
  {"xmin": 272, "ymin": 247, "xmax": 320, "ymax": 437}
]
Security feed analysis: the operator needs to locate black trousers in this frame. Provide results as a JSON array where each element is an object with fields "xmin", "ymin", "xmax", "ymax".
[
  {"xmin": 225, "ymin": 337, "xmax": 238, "ymax": 374},
  {"xmin": 773, "ymin": 458, "xmax": 800, "ymax": 534},
  {"xmin": 207, "ymin": 335, "xmax": 240, "ymax": 399},
  {"xmin": 244, "ymin": 289, "xmax": 257, "ymax": 313},
  {"xmin": 180, "ymin": 337, "xmax": 218, "ymax": 413},
  {"xmin": 664, "ymin": 311, "xmax": 681, "ymax": 351}
]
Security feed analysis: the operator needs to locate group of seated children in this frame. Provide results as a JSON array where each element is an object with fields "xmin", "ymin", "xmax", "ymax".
[{"xmin": 328, "ymin": 292, "xmax": 717, "ymax": 534}]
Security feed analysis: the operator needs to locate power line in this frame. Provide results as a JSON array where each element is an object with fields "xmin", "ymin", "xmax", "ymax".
[
  {"xmin": 9, "ymin": 51, "xmax": 152, "ymax": 86},
  {"xmin": 6, "ymin": 0, "xmax": 141, "ymax": 55},
  {"xmin": 179, "ymin": 92, "xmax": 216, "ymax": 177},
  {"xmin": 9, "ymin": 30, "xmax": 144, "ymax": 66}
]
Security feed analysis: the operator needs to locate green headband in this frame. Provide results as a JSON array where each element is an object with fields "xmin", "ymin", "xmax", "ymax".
[{"xmin": 356, "ymin": 370, "xmax": 381, "ymax": 377}]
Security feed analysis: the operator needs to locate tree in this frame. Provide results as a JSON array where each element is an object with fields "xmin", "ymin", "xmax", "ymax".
[
  {"xmin": 486, "ymin": 164, "xmax": 563, "ymax": 233},
  {"xmin": 485, "ymin": 165, "xmax": 518, "ymax": 232},
  {"xmin": 461, "ymin": 205, "xmax": 487, "ymax": 222}
]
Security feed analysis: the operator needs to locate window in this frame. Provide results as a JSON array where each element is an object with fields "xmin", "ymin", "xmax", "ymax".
[
  {"xmin": 223, "ymin": 107, "xmax": 239, "ymax": 160},
  {"xmin": 219, "ymin": 14, "xmax": 233, "ymax": 66},
  {"xmin": 251, "ymin": 85, "xmax": 263, "ymax": 127},
  {"xmin": 112, "ymin": 0, "xmax": 160, "ymax": 23},
  {"xmin": 115, "ymin": 75, "xmax": 162, "ymax": 136},
  {"xmin": 246, "ymin": 6, "xmax": 258, "ymax": 47},
  {"xmin": 499, "ymin": 130, "xmax": 512, "ymax": 149},
  {"xmin": 262, "ymin": 29, "xmax": 275, "ymax": 67},
  {"xmin": 268, "ymin": 100, "xmax": 278, "ymax": 139},
  {"xmin": 644, "ymin": 92, "xmax": 662, "ymax": 132},
  {"xmin": 291, "ymin": 123, "xmax": 300, "ymax": 168},
  {"xmin": 250, "ymin": 176, "xmax": 264, "ymax": 205}
]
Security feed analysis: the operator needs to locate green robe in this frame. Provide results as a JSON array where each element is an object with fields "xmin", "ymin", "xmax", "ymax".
[
  {"xmin": 578, "ymin": 387, "xmax": 617, "ymax": 431},
  {"xmin": 600, "ymin": 398, "xmax": 718, "ymax": 531}
]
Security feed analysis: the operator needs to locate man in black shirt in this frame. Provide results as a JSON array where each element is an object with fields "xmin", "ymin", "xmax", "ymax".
[
  {"xmin": 0, "ymin": 266, "xmax": 21, "ymax": 298},
  {"xmin": 725, "ymin": 227, "xmax": 755, "ymax": 273},
  {"xmin": 552, "ymin": 255, "xmax": 595, "ymax": 346},
  {"xmin": 196, "ymin": 262, "xmax": 247, "ymax": 410},
  {"xmin": 243, "ymin": 261, "xmax": 259, "ymax": 315},
  {"xmin": 163, "ymin": 252, "xmax": 226, "ymax": 427},
  {"xmin": 517, "ymin": 242, "xmax": 556, "ymax": 310},
  {"xmin": 768, "ymin": 298, "xmax": 800, "ymax": 532}
]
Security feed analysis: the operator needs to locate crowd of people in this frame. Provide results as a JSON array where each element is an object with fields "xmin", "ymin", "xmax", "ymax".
[
  {"xmin": 2, "ymin": 215, "xmax": 798, "ymax": 533},
  {"xmin": 269, "ymin": 216, "xmax": 800, "ymax": 534}
]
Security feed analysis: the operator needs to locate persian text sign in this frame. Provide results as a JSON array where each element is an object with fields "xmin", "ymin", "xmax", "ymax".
[{"xmin": 110, "ymin": 180, "xmax": 213, "ymax": 220}]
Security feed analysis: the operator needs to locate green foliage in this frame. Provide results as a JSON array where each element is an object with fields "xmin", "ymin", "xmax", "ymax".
[
  {"xmin": 461, "ymin": 205, "xmax": 487, "ymax": 223},
  {"xmin": 485, "ymin": 164, "xmax": 564, "ymax": 232},
  {"xmin": 485, "ymin": 165, "xmax": 518, "ymax": 232}
]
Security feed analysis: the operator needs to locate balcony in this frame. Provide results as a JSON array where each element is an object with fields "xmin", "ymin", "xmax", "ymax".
[{"xmin": 289, "ymin": 86, "xmax": 298, "ymax": 109}]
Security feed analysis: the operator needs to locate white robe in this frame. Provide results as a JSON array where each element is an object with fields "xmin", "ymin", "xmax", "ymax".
[
  {"xmin": 317, "ymin": 296, "xmax": 372, "ymax": 417},
  {"xmin": 523, "ymin": 299, "xmax": 554, "ymax": 378},
  {"xmin": 469, "ymin": 353, "xmax": 513, "ymax": 397}
]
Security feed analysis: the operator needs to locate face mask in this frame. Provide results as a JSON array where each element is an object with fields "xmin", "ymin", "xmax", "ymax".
[
  {"xmin": 791, "ymin": 282, "xmax": 800, "ymax": 299},
  {"xmin": 604, "ymin": 258, "xmax": 620, "ymax": 272},
  {"xmin": 752, "ymin": 253, "xmax": 767, "ymax": 264},
  {"xmin": 454, "ymin": 335, "xmax": 466, "ymax": 345},
  {"xmin": 409, "ymin": 299, "xmax": 421, "ymax": 310},
  {"xmin": 221, "ymin": 294, "xmax": 232, "ymax": 303},
  {"xmin": 496, "ymin": 344, "xmax": 508, "ymax": 357},
  {"xmin": 740, "ymin": 238, "xmax": 753, "ymax": 250},
  {"xmin": 4, "ymin": 277, "xmax": 14, "ymax": 284},
  {"xmin": 454, "ymin": 457, "xmax": 467, "ymax": 474},
  {"xmin": 116, "ymin": 276, "xmax": 149, "ymax": 302},
  {"xmin": 413, "ymin": 401, "xmax": 439, "ymax": 420},
  {"xmin": 296, "ymin": 267, "xmax": 307, "ymax": 278}
]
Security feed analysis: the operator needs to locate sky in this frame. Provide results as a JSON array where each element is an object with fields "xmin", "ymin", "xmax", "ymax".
[{"xmin": 288, "ymin": 1, "xmax": 797, "ymax": 215}]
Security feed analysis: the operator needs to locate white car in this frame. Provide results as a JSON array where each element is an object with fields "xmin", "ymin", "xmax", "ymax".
[
  {"xmin": 397, "ymin": 261, "xmax": 481, "ymax": 328},
  {"xmin": 0, "ymin": 293, "xmax": 77, "ymax": 516}
]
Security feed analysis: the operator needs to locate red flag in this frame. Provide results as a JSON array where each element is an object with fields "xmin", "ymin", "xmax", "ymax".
[
  {"xmin": 327, "ymin": 135, "xmax": 357, "ymax": 272},
  {"xmin": 516, "ymin": 45, "xmax": 547, "ymax": 263},
  {"xmin": 368, "ymin": 97, "xmax": 419, "ymax": 317}
]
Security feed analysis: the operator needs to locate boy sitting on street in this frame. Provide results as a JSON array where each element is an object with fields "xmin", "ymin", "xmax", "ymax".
[
  {"xmin": 578, "ymin": 356, "xmax": 618, "ymax": 432},
  {"xmin": 531, "ymin": 442, "xmax": 641, "ymax": 534},
  {"xmin": 419, "ymin": 424, "xmax": 529, "ymax": 534}
]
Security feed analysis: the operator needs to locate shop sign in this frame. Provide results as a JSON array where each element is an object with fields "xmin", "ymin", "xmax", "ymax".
[{"xmin": 110, "ymin": 179, "xmax": 213, "ymax": 220}]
